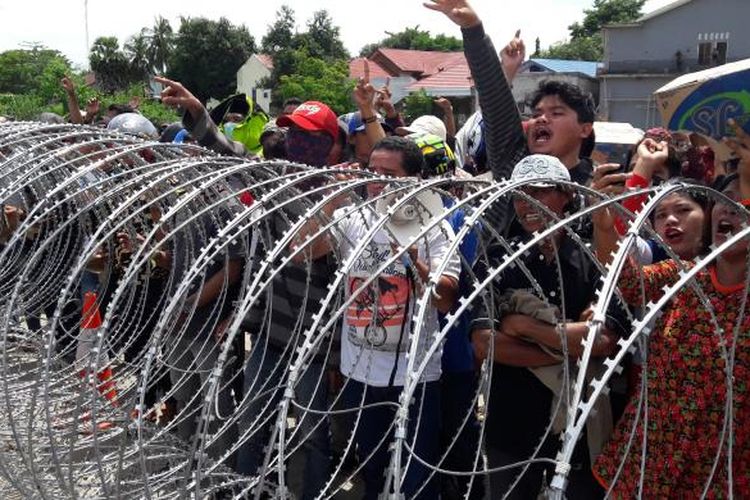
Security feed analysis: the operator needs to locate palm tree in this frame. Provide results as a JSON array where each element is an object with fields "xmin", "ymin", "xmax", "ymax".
[
  {"xmin": 125, "ymin": 29, "xmax": 151, "ymax": 80},
  {"xmin": 148, "ymin": 16, "xmax": 174, "ymax": 75}
]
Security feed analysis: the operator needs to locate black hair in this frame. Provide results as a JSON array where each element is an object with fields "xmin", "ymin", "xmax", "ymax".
[
  {"xmin": 283, "ymin": 97, "xmax": 303, "ymax": 109},
  {"xmin": 159, "ymin": 122, "xmax": 184, "ymax": 143},
  {"xmin": 107, "ymin": 104, "xmax": 135, "ymax": 116},
  {"xmin": 371, "ymin": 136, "xmax": 425, "ymax": 176},
  {"xmin": 260, "ymin": 129, "xmax": 287, "ymax": 160},
  {"xmin": 660, "ymin": 177, "xmax": 710, "ymax": 210},
  {"xmin": 530, "ymin": 80, "xmax": 596, "ymax": 124}
]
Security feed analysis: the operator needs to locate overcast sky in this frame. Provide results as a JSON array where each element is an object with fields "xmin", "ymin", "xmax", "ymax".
[{"xmin": 0, "ymin": 0, "xmax": 675, "ymax": 68}]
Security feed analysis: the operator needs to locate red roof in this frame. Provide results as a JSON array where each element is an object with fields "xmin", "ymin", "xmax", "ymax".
[
  {"xmin": 405, "ymin": 61, "xmax": 472, "ymax": 91},
  {"xmin": 373, "ymin": 48, "xmax": 466, "ymax": 77},
  {"xmin": 349, "ymin": 58, "xmax": 392, "ymax": 80},
  {"xmin": 347, "ymin": 49, "xmax": 472, "ymax": 92},
  {"xmin": 256, "ymin": 54, "xmax": 274, "ymax": 70}
]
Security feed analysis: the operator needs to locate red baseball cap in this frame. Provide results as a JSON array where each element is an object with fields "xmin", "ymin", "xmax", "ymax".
[{"xmin": 276, "ymin": 101, "xmax": 339, "ymax": 140}]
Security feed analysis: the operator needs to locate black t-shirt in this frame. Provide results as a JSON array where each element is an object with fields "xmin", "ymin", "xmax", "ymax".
[{"xmin": 473, "ymin": 234, "xmax": 624, "ymax": 456}]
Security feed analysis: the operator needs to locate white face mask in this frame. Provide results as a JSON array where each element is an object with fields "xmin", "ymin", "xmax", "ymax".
[{"xmin": 223, "ymin": 122, "xmax": 238, "ymax": 140}]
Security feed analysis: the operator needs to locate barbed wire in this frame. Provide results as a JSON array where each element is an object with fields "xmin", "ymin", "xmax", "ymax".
[{"xmin": 0, "ymin": 122, "xmax": 747, "ymax": 499}]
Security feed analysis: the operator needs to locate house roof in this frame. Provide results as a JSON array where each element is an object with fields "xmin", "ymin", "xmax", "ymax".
[
  {"xmin": 349, "ymin": 58, "xmax": 392, "ymax": 80},
  {"xmin": 404, "ymin": 61, "xmax": 472, "ymax": 93},
  {"xmin": 524, "ymin": 58, "xmax": 600, "ymax": 78},
  {"xmin": 371, "ymin": 48, "xmax": 466, "ymax": 78},
  {"xmin": 349, "ymin": 49, "xmax": 472, "ymax": 94},
  {"xmin": 256, "ymin": 54, "xmax": 274, "ymax": 70}
]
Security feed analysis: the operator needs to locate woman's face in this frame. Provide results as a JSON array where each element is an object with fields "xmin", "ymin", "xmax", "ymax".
[
  {"xmin": 653, "ymin": 192, "xmax": 706, "ymax": 259},
  {"xmin": 711, "ymin": 179, "xmax": 748, "ymax": 258}
]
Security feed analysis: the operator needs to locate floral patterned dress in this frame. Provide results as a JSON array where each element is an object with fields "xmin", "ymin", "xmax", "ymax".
[{"xmin": 593, "ymin": 260, "xmax": 750, "ymax": 497}]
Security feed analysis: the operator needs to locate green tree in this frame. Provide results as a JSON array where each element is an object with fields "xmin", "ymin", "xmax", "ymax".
[
  {"xmin": 297, "ymin": 10, "xmax": 349, "ymax": 61},
  {"xmin": 89, "ymin": 36, "xmax": 134, "ymax": 92},
  {"xmin": 259, "ymin": 9, "xmax": 350, "ymax": 112},
  {"xmin": 261, "ymin": 5, "xmax": 296, "ymax": 55},
  {"xmin": 543, "ymin": 37, "xmax": 603, "ymax": 61},
  {"xmin": 149, "ymin": 16, "xmax": 174, "ymax": 74},
  {"xmin": 401, "ymin": 89, "xmax": 433, "ymax": 123},
  {"xmin": 277, "ymin": 49, "xmax": 354, "ymax": 115},
  {"xmin": 168, "ymin": 17, "xmax": 256, "ymax": 102},
  {"xmin": 540, "ymin": 0, "xmax": 645, "ymax": 61},
  {"xmin": 100, "ymin": 83, "xmax": 179, "ymax": 127},
  {"xmin": 125, "ymin": 29, "xmax": 152, "ymax": 81},
  {"xmin": 0, "ymin": 45, "xmax": 72, "ymax": 96},
  {"xmin": 359, "ymin": 26, "xmax": 463, "ymax": 57}
]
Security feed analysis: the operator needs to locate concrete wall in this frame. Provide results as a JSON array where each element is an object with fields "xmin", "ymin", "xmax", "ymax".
[
  {"xmin": 599, "ymin": 75, "xmax": 674, "ymax": 128},
  {"xmin": 600, "ymin": 0, "xmax": 750, "ymax": 129},
  {"xmin": 603, "ymin": 0, "xmax": 750, "ymax": 74}
]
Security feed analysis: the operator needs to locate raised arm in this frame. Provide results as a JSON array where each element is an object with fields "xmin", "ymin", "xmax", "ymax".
[
  {"xmin": 434, "ymin": 97, "xmax": 457, "ymax": 140},
  {"xmin": 375, "ymin": 77, "xmax": 405, "ymax": 129},
  {"xmin": 425, "ymin": 0, "xmax": 527, "ymax": 183},
  {"xmin": 155, "ymin": 76, "xmax": 250, "ymax": 157},
  {"xmin": 353, "ymin": 61, "xmax": 386, "ymax": 151},
  {"xmin": 61, "ymin": 76, "xmax": 84, "ymax": 125},
  {"xmin": 500, "ymin": 30, "xmax": 526, "ymax": 84}
]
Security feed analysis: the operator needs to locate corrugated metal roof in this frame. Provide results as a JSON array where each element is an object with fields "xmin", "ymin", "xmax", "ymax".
[{"xmin": 526, "ymin": 58, "xmax": 600, "ymax": 78}]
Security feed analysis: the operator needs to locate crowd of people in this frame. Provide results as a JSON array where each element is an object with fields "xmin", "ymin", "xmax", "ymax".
[{"xmin": 2, "ymin": 0, "xmax": 749, "ymax": 498}]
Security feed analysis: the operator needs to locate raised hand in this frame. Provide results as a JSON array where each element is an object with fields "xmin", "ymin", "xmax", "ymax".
[
  {"xmin": 633, "ymin": 138, "xmax": 669, "ymax": 180},
  {"xmin": 153, "ymin": 76, "xmax": 202, "ymax": 117},
  {"xmin": 353, "ymin": 60, "xmax": 377, "ymax": 111},
  {"xmin": 434, "ymin": 97, "xmax": 453, "ymax": 113},
  {"xmin": 128, "ymin": 95, "xmax": 141, "ymax": 110},
  {"xmin": 423, "ymin": 0, "xmax": 480, "ymax": 29},
  {"xmin": 374, "ymin": 77, "xmax": 396, "ymax": 117},
  {"xmin": 501, "ymin": 30, "xmax": 526, "ymax": 81},
  {"xmin": 85, "ymin": 98, "xmax": 100, "ymax": 117},
  {"xmin": 61, "ymin": 76, "xmax": 75, "ymax": 94}
]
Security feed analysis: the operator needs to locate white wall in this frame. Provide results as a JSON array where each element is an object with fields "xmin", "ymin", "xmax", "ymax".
[{"xmin": 236, "ymin": 56, "xmax": 272, "ymax": 112}]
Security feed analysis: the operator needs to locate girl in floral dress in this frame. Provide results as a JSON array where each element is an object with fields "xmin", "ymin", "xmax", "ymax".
[{"xmin": 592, "ymin": 173, "xmax": 750, "ymax": 497}]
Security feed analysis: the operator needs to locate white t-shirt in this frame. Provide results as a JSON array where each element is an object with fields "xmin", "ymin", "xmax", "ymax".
[{"xmin": 333, "ymin": 207, "xmax": 461, "ymax": 387}]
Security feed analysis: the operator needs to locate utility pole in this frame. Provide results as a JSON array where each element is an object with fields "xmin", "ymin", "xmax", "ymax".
[{"xmin": 84, "ymin": 0, "xmax": 90, "ymax": 56}]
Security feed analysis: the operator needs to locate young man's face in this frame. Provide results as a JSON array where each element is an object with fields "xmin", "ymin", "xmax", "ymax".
[
  {"xmin": 367, "ymin": 149, "xmax": 408, "ymax": 198},
  {"xmin": 512, "ymin": 186, "xmax": 571, "ymax": 234},
  {"xmin": 526, "ymin": 95, "xmax": 592, "ymax": 164}
]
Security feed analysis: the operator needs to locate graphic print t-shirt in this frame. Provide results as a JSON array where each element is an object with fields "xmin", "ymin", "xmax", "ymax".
[{"xmin": 333, "ymin": 207, "xmax": 460, "ymax": 387}]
